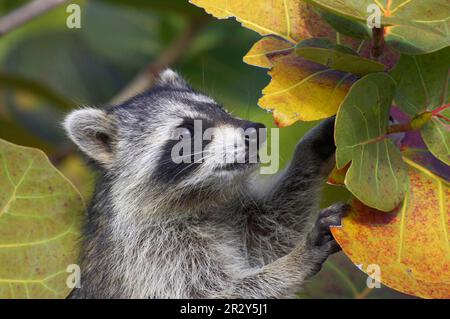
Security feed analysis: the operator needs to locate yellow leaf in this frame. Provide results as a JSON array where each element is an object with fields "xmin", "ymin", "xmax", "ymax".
[
  {"xmin": 193, "ymin": 1, "xmax": 368, "ymax": 126},
  {"xmin": 327, "ymin": 164, "xmax": 349, "ymax": 186},
  {"xmin": 243, "ymin": 36, "xmax": 294, "ymax": 69},
  {"xmin": 331, "ymin": 158, "xmax": 450, "ymax": 298},
  {"xmin": 190, "ymin": 0, "xmax": 334, "ymax": 43},
  {"xmin": 0, "ymin": 139, "xmax": 84, "ymax": 299},
  {"xmin": 258, "ymin": 53, "xmax": 356, "ymax": 126},
  {"xmin": 243, "ymin": 36, "xmax": 357, "ymax": 125}
]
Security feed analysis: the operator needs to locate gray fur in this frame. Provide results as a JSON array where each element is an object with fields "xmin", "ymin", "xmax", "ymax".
[{"xmin": 64, "ymin": 70, "xmax": 348, "ymax": 299}]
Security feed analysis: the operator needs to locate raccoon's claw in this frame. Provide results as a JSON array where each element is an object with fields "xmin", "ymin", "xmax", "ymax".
[
  {"xmin": 305, "ymin": 203, "xmax": 349, "ymax": 276},
  {"xmin": 308, "ymin": 202, "xmax": 350, "ymax": 250}
]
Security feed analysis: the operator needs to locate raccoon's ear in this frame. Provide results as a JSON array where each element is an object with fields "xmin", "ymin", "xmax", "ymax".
[
  {"xmin": 63, "ymin": 108, "xmax": 117, "ymax": 168},
  {"xmin": 156, "ymin": 69, "xmax": 188, "ymax": 89}
]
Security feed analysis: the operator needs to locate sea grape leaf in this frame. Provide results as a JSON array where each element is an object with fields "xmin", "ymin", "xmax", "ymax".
[
  {"xmin": 295, "ymin": 38, "xmax": 385, "ymax": 76},
  {"xmin": 259, "ymin": 55, "xmax": 356, "ymax": 125},
  {"xmin": 316, "ymin": 7, "xmax": 371, "ymax": 40},
  {"xmin": 242, "ymin": 21, "xmax": 399, "ymax": 72},
  {"xmin": 0, "ymin": 138, "xmax": 84, "ymax": 298},
  {"xmin": 331, "ymin": 156, "xmax": 450, "ymax": 299},
  {"xmin": 327, "ymin": 164, "xmax": 349, "ymax": 186},
  {"xmin": 385, "ymin": 17, "xmax": 450, "ymax": 55},
  {"xmin": 304, "ymin": 0, "xmax": 371, "ymax": 22},
  {"xmin": 243, "ymin": 36, "xmax": 295, "ymax": 69},
  {"xmin": 190, "ymin": 0, "xmax": 396, "ymax": 65},
  {"xmin": 390, "ymin": 48, "xmax": 450, "ymax": 165},
  {"xmin": 393, "ymin": 106, "xmax": 450, "ymax": 181},
  {"xmin": 335, "ymin": 73, "xmax": 408, "ymax": 212},
  {"xmin": 390, "ymin": 48, "xmax": 450, "ymax": 116},
  {"xmin": 243, "ymin": 36, "xmax": 357, "ymax": 125},
  {"xmin": 313, "ymin": 7, "xmax": 401, "ymax": 70},
  {"xmin": 189, "ymin": 0, "xmax": 335, "ymax": 43},
  {"xmin": 192, "ymin": 0, "xmax": 397, "ymax": 126},
  {"xmin": 306, "ymin": 0, "xmax": 450, "ymax": 54},
  {"xmin": 421, "ymin": 112, "xmax": 450, "ymax": 166}
]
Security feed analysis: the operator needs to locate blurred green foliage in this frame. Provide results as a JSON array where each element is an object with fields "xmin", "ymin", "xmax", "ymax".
[{"xmin": 0, "ymin": 0, "xmax": 411, "ymax": 298}]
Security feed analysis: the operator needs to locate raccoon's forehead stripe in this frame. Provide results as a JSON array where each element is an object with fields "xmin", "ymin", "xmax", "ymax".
[
  {"xmin": 112, "ymin": 88, "xmax": 224, "ymax": 120},
  {"xmin": 139, "ymin": 85, "xmax": 216, "ymax": 103}
]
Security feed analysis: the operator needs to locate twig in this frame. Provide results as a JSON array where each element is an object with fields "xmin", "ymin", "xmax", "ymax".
[
  {"xmin": 0, "ymin": 0, "xmax": 69, "ymax": 37},
  {"xmin": 386, "ymin": 105, "xmax": 450, "ymax": 135},
  {"xmin": 371, "ymin": 27, "xmax": 385, "ymax": 58},
  {"xmin": 387, "ymin": 122, "xmax": 413, "ymax": 134},
  {"xmin": 111, "ymin": 19, "xmax": 207, "ymax": 104}
]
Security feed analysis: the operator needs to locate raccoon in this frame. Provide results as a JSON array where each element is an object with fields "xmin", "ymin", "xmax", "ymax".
[{"xmin": 63, "ymin": 69, "xmax": 348, "ymax": 299}]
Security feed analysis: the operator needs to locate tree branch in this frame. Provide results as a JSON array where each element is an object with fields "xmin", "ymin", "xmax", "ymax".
[
  {"xmin": 371, "ymin": 27, "xmax": 385, "ymax": 58},
  {"xmin": 0, "ymin": 0, "xmax": 69, "ymax": 37}
]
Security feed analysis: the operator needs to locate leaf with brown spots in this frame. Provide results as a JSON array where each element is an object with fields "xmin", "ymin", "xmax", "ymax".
[
  {"xmin": 295, "ymin": 38, "xmax": 385, "ymax": 76},
  {"xmin": 190, "ymin": 0, "xmax": 336, "ymax": 44},
  {"xmin": 242, "ymin": 36, "xmax": 358, "ymax": 125},
  {"xmin": 335, "ymin": 73, "xmax": 408, "ymax": 212},
  {"xmin": 390, "ymin": 47, "xmax": 450, "ymax": 165},
  {"xmin": 0, "ymin": 138, "xmax": 84, "ymax": 299},
  {"xmin": 243, "ymin": 36, "xmax": 295, "ymax": 69},
  {"xmin": 331, "ymin": 154, "xmax": 450, "ymax": 298},
  {"xmin": 259, "ymin": 53, "xmax": 357, "ymax": 126}
]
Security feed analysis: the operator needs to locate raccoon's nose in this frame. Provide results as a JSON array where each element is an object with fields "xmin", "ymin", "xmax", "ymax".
[{"xmin": 243, "ymin": 122, "xmax": 266, "ymax": 147}]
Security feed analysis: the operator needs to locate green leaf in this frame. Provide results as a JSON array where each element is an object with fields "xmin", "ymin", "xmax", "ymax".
[
  {"xmin": 385, "ymin": 18, "xmax": 450, "ymax": 55},
  {"xmin": 304, "ymin": 0, "xmax": 370, "ymax": 22},
  {"xmin": 316, "ymin": 8, "xmax": 371, "ymax": 40},
  {"xmin": 295, "ymin": 38, "xmax": 385, "ymax": 76},
  {"xmin": 306, "ymin": 0, "xmax": 450, "ymax": 54},
  {"xmin": 390, "ymin": 48, "xmax": 450, "ymax": 115},
  {"xmin": 390, "ymin": 47, "xmax": 450, "ymax": 165},
  {"xmin": 0, "ymin": 138, "xmax": 84, "ymax": 298},
  {"xmin": 421, "ymin": 110, "xmax": 450, "ymax": 165},
  {"xmin": 335, "ymin": 73, "xmax": 408, "ymax": 212}
]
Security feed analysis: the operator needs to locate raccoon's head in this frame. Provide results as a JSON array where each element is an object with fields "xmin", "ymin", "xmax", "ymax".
[{"xmin": 64, "ymin": 70, "xmax": 266, "ymax": 211}]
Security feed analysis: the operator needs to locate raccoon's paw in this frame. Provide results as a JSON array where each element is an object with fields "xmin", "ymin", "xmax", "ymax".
[
  {"xmin": 306, "ymin": 203, "xmax": 350, "ymax": 274},
  {"xmin": 297, "ymin": 116, "xmax": 336, "ymax": 161},
  {"xmin": 311, "ymin": 202, "xmax": 349, "ymax": 248}
]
